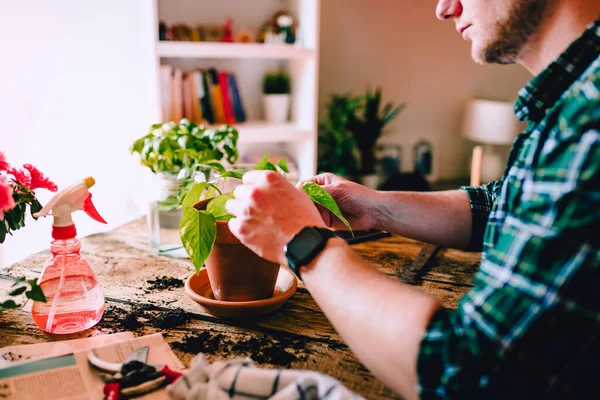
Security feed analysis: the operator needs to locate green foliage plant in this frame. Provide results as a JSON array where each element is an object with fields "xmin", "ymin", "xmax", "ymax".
[
  {"xmin": 317, "ymin": 94, "xmax": 361, "ymax": 177},
  {"xmin": 262, "ymin": 71, "xmax": 291, "ymax": 95},
  {"xmin": 347, "ymin": 87, "xmax": 405, "ymax": 175},
  {"xmin": 179, "ymin": 154, "xmax": 353, "ymax": 273},
  {"xmin": 129, "ymin": 120, "xmax": 240, "ymax": 211}
]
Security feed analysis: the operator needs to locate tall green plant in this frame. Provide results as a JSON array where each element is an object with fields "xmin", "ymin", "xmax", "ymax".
[
  {"xmin": 347, "ymin": 87, "xmax": 405, "ymax": 175},
  {"xmin": 317, "ymin": 94, "xmax": 361, "ymax": 177}
]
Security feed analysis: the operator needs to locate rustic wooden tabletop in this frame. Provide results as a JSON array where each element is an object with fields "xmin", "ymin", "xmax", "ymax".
[{"xmin": 0, "ymin": 218, "xmax": 481, "ymax": 399}]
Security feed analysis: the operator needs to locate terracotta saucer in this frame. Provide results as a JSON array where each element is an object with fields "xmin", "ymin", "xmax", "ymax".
[{"xmin": 185, "ymin": 266, "xmax": 298, "ymax": 318}]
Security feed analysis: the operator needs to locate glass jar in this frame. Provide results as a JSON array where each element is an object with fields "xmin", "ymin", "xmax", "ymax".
[{"xmin": 147, "ymin": 173, "xmax": 188, "ymax": 258}]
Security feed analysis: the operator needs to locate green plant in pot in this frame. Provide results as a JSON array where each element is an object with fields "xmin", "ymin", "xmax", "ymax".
[
  {"xmin": 317, "ymin": 94, "xmax": 361, "ymax": 178},
  {"xmin": 179, "ymin": 154, "xmax": 352, "ymax": 303},
  {"xmin": 346, "ymin": 87, "xmax": 405, "ymax": 188},
  {"xmin": 129, "ymin": 119, "xmax": 239, "ymax": 256},
  {"xmin": 262, "ymin": 70, "xmax": 291, "ymax": 123}
]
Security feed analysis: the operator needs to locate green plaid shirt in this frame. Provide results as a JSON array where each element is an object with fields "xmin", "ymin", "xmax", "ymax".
[{"xmin": 417, "ymin": 19, "xmax": 600, "ymax": 399}]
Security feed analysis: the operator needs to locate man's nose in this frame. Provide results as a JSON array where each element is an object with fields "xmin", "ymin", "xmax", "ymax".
[{"xmin": 436, "ymin": 0, "xmax": 463, "ymax": 20}]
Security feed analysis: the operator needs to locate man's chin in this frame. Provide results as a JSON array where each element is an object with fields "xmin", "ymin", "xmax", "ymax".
[{"xmin": 471, "ymin": 45, "xmax": 487, "ymax": 65}]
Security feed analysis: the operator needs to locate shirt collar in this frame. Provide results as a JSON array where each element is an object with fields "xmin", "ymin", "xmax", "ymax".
[{"xmin": 514, "ymin": 18, "xmax": 600, "ymax": 123}]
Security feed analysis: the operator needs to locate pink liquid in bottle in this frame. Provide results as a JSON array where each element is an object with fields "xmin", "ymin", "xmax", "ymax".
[{"xmin": 32, "ymin": 238, "xmax": 105, "ymax": 334}]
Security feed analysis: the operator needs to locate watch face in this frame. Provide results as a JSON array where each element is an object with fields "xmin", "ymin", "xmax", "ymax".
[{"xmin": 287, "ymin": 227, "xmax": 325, "ymax": 262}]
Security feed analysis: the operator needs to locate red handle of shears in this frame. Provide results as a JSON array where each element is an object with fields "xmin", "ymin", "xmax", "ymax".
[
  {"xmin": 160, "ymin": 365, "xmax": 183, "ymax": 383},
  {"xmin": 103, "ymin": 382, "xmax": 120, "ymax": 400}
]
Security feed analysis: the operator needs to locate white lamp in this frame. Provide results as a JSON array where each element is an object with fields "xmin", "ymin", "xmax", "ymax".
[{"xmin": 462, "ymin": 99, "xmax": 526, "ymax": 185}]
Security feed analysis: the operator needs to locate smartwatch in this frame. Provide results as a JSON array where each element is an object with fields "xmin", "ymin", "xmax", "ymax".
[{"xmin": 284, "ymin": 226, "xmax": 336, "ymax": 278}]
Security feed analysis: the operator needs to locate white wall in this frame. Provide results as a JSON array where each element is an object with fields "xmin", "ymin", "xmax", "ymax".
[
  {"xmin": 0, "ymin": 0, "xmax": 159, "ymax": 267},
  {"xmin": 319, "ymin": 0, "xmax": 533, "ymax": 180}
]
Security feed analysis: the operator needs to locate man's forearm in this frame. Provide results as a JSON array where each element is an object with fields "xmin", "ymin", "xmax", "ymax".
[
  {"xmin": 300, "ymin": 238, "xmax": 440, "ymax": 400},
  {"xmin": 372, "ymin": 190, "xmax": 473, "ymax": 250}
]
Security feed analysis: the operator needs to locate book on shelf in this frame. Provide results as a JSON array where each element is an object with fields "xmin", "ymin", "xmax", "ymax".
[{"xmin": 159, "ymin": 65, "xmax": 247, "ymax": 127}]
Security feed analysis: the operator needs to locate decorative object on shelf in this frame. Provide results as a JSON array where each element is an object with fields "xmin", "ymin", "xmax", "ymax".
[
  {"xmin": 129, "ymin": 120, "xmax": 239, "ymax": 257},
  {"xmin": 461, "ymin": 99, "xmax": 525, "ymax": 185},
  {"xmin": 318, "ymin": 94, "xmax": 361, "ymax": 178},
  {"xmin": 276, "ymin": 14, "xmax": 295, "ymax": 44},
  {"xmin": 235, "ymin": 29, "xmax": 255, "ymax": 43},
  {"xmin": 347, "ymin": 87, "xmax": 406, "ymax": 187},
  {"xmin": 221, "ymin": 18, "xmax": 234, "ymax": 43},
  {"xmin": 171, "ymin": 24, "xmax": 193, "ymax": 41},
  {"xmin": 159, "ymin": 21, "xmax": 168, "ymax": 41},
  {"xmin": 203, "ymin": 24, "xmax": 224, "ymax": 42},
  {"xmin": 262, "ymin": 70, "xmax": 291, "ymax": 123},
  {"xmin": 414, "ymin": 140, "xmax": 434, "ymax": 181}
]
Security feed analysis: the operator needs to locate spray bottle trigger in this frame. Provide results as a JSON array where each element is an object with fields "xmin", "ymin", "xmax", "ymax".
[{"xmin": 83, "ymin": 193, "xmax": 107, "ymax": 224}]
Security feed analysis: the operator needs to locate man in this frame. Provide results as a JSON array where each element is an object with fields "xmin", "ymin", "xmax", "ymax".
[{"xmin": 225, "ymin": 0, "xmax": 600, "ymax": 398}]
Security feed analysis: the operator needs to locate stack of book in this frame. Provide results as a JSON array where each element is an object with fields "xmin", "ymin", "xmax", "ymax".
[{"xmin": 160, "ymin": 65, "xmax": 246, "ymax": 125}]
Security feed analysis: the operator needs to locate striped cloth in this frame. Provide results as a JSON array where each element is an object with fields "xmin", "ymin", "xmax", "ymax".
[{"xmin": 167, "ymin": 354, "xmax": 364, "ymax": 400}]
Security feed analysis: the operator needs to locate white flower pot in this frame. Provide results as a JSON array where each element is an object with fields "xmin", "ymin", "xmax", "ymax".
[{"xmin": 263, "ymin": 94, "xmax": 290, "ymax": 123}]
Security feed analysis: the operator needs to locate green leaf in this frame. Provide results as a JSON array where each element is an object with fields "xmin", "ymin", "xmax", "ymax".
[
  {"xmin": 26, "ymin": 279, "xmax": 46, "ymax": 302},
  {"xmin": 182, "ymin": 182, "xmax": 209, "ymax": 208},
  {"xmin": 11, "ymin": 277, "xmax": 26, "ymax": 287},
  {"xmin": 0, "ymin": 300, "xmax": 20, "ymax": 312},
  {"xmin": 277, "ymin": 158, "xmax": 289, "ymax": 173},
  {"xmin": 253, "ymin": 154, "xmax": 277, "ymax": 171},
  {"xmin": 180, "ymin": 208, "xmax": 216, "ymax": 274},
  {"xmin": 207, "ymin": 194, "xmax": 234, "ymax": 221},
  {"xmin": 220, "ymin": 169, "xmax": 247, "ymax": 180},
  {"xmin": 302, "ymin": 182, "xmax": 353, "ymax": 235},
  {"xmin": 30, "ymin": 199, "xmax": 43, "ymax": 219},
  {"xmin": 8, "ymin": 286, "xmax": 27, "ymax": 296}
]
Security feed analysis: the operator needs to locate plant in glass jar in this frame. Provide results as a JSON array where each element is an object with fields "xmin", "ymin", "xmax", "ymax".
[{"xmin": 129, "ymin": 119, "xmax": 239, "ymax": 256}]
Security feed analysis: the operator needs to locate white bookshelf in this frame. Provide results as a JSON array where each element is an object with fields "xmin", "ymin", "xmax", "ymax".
[
  {"xmin": 152, "ymin": 0, "xmax": 321, "ymax": 180},
  {"xmin": 156, "ymin": 42, "xmax": 316, "ymax": 60}
]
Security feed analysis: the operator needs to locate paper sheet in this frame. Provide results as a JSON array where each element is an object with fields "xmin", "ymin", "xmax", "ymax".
[{"xmin": 0, "ymin": 333, "xmax": 184, "ymax": 400}]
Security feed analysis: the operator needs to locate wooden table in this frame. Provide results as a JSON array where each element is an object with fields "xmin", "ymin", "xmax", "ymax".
[{"xmin": 0, "ymin": 218, "xmax": 481, "ymax": 399}]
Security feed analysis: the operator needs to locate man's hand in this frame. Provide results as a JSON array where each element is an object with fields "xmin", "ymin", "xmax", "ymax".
[
  {"xmin": 303, "ymin": 173, "xmax": 380, "ymax": 231},
  {"xmin": 225, "ymin": 170, "xmax": 327, "ymax": 266}
]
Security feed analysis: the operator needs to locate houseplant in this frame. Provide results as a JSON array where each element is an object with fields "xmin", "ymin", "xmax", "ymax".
[
  {"xmin": 317, "ymin": 94, "xmax": 362, "ymax": 178},
  {"xmin": 347, "ymin": 87, "xmax": 405, "ymax": 188},
  {"xmin": 0, "ymin": 152, "xmax": 51, "ymax": 310},
  {"xmin": 179, "ymin": 154, "xmax": 352, "ymax": 302},
  {"xmin": 130, "ymin": 120, "xmax": 239, "ymax": 255},
  {"xmin": 262, "ymin": 70, "xmax": 291, "ymax": 123}
]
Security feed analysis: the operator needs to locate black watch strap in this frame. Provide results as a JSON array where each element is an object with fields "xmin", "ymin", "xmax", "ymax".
[{"xmin": 284, "ymin": 226, "xmax": 336, "ymax": 278}]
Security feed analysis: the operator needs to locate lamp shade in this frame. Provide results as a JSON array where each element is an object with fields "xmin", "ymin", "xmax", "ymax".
[{"xmin": 462, "ymin": 99, "xmax": 524, "ymax": 145}]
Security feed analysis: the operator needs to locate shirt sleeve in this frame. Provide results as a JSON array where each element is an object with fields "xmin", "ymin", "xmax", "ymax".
[
  {"xmin": 418, "ymin": 122, "xmax": 600, "ymax": 398},
  {"xmin": 459, "ymin": 180, "xmax": 503, "ymax": 252}
]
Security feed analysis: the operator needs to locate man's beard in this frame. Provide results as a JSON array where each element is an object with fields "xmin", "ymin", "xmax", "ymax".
[{"xmin": 477, "ymin": 0, "xmax": 552, "ymax": 64}]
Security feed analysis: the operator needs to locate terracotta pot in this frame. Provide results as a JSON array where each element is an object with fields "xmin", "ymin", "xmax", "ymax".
[{"xmin": 192, "ymin": 199, "xmax": 281, "ymax": 302}]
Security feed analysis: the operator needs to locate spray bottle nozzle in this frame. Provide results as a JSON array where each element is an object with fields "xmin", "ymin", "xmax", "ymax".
[{"xmin": 34, "ymin": 177, "xmax": 107, "ymax": 236}]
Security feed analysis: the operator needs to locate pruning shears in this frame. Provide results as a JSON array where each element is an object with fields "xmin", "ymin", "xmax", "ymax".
[{"xmin": 87, "ymin": 346, "xmax": 182, "ymax": 400}]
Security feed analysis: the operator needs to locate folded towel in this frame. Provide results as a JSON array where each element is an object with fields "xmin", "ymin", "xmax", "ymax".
[{"xmin": 167, "ymin": 354, "xmax": 364, "ymax": 400}]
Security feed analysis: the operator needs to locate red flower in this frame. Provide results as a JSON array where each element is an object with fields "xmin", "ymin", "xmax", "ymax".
[
  {"xmin": 0, "ymin": 176, "xmax": 16, "ymax": 220},
  {"xmin": 23, "ymin": 164, "xmax": 57, "ymax": 192},
  {"xmin": 0, "ymin": 152, "xmax": 9, "ymax": 172},
  {"xmin": 7, "ymin": 167, "xmax": 31, "ymax": 188}
]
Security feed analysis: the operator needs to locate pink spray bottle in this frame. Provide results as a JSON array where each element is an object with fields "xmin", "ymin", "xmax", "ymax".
[{"xmin": 31, "ymin": 177, "xmax": 107, "ymax": 334}]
